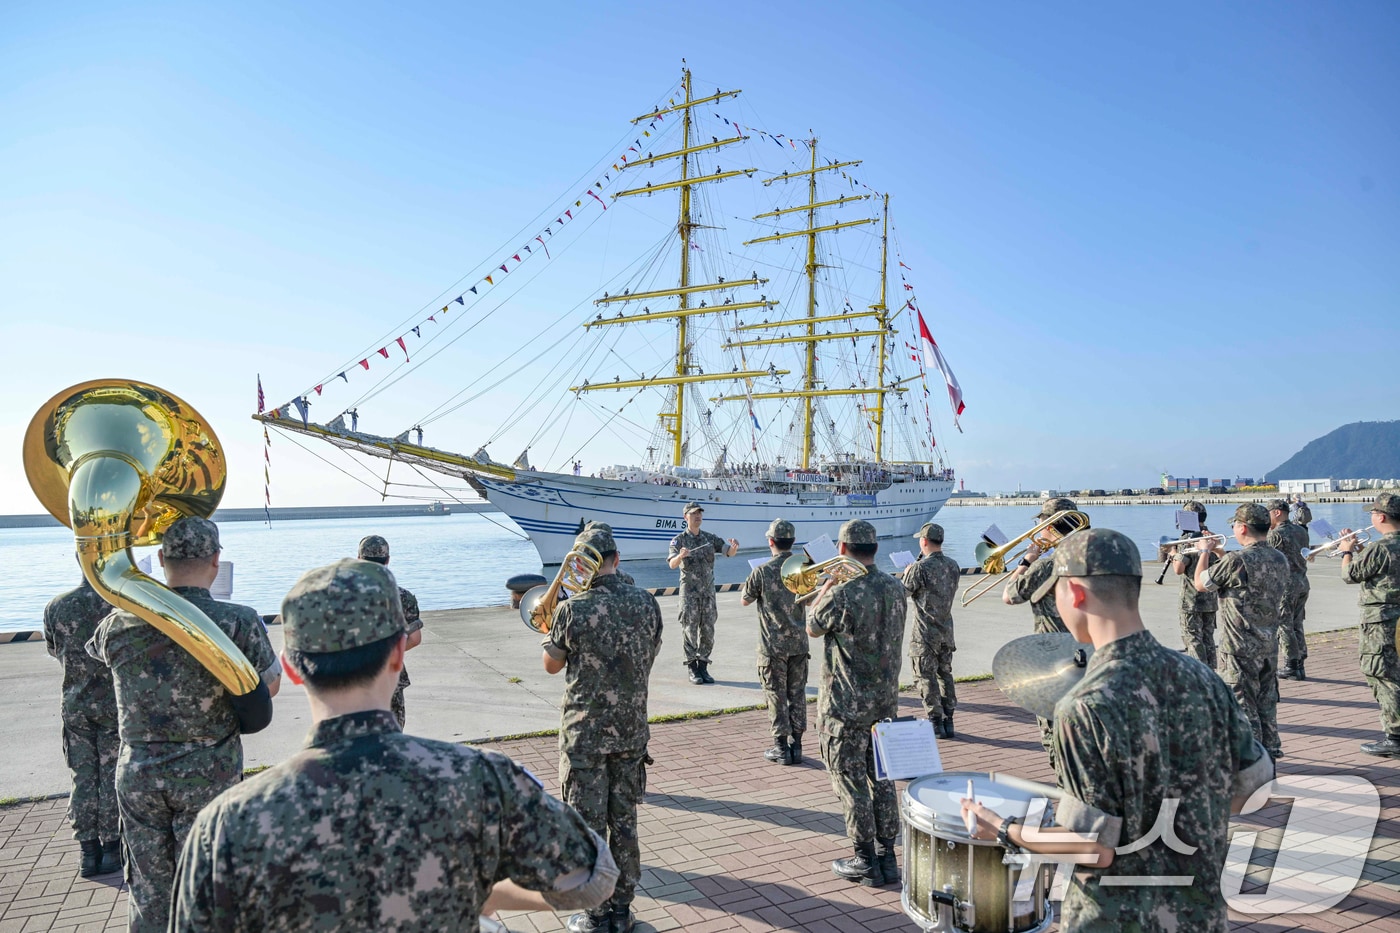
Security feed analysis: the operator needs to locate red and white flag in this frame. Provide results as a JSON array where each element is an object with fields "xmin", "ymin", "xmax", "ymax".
[{"xmin": 916, "ymin": 311, "xmax": 965, "ymax": 432}]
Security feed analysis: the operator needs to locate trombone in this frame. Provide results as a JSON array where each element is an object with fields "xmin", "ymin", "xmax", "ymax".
[
  {"xmin": 518, "ymin": 542, "xmax": 603, "ymax": 634},
  {"xmin": 960, "ymin": 510, "xmax": 1091, "ymax": 607},
  {"xmin": 781, "ymin": 553, "xmax": 868, "ymax": 604},
  {"xmin": 1303, "ymin": 528, "xmax": 1372, "ymax": 561}
]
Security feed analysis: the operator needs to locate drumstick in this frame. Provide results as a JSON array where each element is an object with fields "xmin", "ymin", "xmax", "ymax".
[{"xmin": 965, "ymin": 779, "xmax": 976, "ymax": 835}]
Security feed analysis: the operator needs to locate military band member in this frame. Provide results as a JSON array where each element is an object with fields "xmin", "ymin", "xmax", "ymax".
[
  {"xmin": 741, "ymin": 518, "xmax": 809, "ymax": 766},
  {"xmin": 902, "ymin": 522, "xmax": 961, "ymax": 738},
  {"xmin": 1339, "ymin": 493, "xmax": 1400, "ymax": 758},
  {"xmin": 171, "ymin": 558, "xmax": 618, "ymax": 931},
  {"xmin": 87, "ymin": 517, "xmax": 281, "ymax": 933},
  {"xmin": 963, "ymin": 529, "xmax": 1273, "ymax": 932},
  {"xmin": 1267, "ymin": 498, "xmax": 1311, "ymax": 680},
  {"xmin": 544, "ymin": 523, "xmax": 663, "ymax": 933},
  {"xmin": 808, "ymin": 520, "xmax": 907, "ymax": 887},
  {"xmin": 43, "ymin": 567, "xmax": 121, "ymax": 876},
  {"xmin": 356, "ymin": 535, "xmax": 423, "ymax": 727},
  {"xmin": 1293, "ymin": 494, "xmax": 1312, "ymax": 530},
  {"xmin": 667, "ymin": 502, "xmax": 739, "ymax": 685},
  {"xmin": 1171, "ymin": 502, "xmax": 1220, "ymax": 668},
  {"xmin": 1194, "ymin": 503, "xmax": 1290, "ymax": 759},
  {"xmin": 1004, "ymin": 496, "xmax": 1079, "ymax": 766}
]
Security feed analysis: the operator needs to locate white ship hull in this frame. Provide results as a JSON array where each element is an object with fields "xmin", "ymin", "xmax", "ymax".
[{"xmin": 479, "ymin": 471, "xmax": 954, "ymax": 564}]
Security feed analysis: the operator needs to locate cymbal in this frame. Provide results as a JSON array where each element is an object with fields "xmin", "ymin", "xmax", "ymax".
[{"xmin": 992, "ymin": 633, "xmax": 1095, "ymax": 719}]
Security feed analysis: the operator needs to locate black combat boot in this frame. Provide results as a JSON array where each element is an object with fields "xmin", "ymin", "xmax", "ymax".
[
  {"xmin": 941, "ymin": 714, "xmax": 955, "ymax": 740},
  {"xmin": 566, "ymin": 907, "xmax": 613, "ymax": 933},
  {"xmin": 610, "ymin": 903, "xmax": 635, "ymax": 933},
  {"xmin": 98, "ymin": 838, "xmax": 122, "ymax": 875},
  {"xmin": 1296, "ymin": 660, "xmax": 1307, "ymax": 681},
  {"xmin": 764, "ymin": 739, "xmax": 789, "ymax": 763},
  {"xmin": 1361, "ymin": 734, "xmax": 1400, "ymax": 758},
  {"xmin": 832, "ymin": 842, "xmax": 883, "ymax": 886},
  {"xmin": 875, "ymin": 837, "xmax": 899, "ymax": 887},
  {"xmin": 687, "ymin": 661, "xmax": 704, "ymax": 685},
  {"xmin": 698, "ymin": 660, "xmax": 715, "ymax": 684},
  {"xmin": 78, "ymin": 839, "xmax": 101, "ymax": 878},
  {"xmin": 788, "ymin": 734, "xmax": 803, "ymax": 766},
  {"xmin": 1278, "ymin": 660, "xmax": 1301, "ymax": 681}
]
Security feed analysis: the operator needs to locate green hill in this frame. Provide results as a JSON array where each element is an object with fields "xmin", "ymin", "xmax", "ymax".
[{"xmin": 1266, "ymin": 421, "xmax": 1400, "ymax": 482}]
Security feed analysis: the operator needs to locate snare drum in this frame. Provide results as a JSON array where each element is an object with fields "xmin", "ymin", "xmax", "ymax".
[{"xmin": 900, "ymin": 771, "xmax": 1053, "ymax": 933}]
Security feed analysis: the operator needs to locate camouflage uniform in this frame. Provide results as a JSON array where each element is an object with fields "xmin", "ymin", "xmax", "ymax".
[
  {"xmin": 545, "ymin": 524, "xmax": 662, "ymax": 922},
  {"xmin": 1202, "ymin": 532, "xmax": 1290, "ymax": 755},
  {"xmin": 43, "ymin": 579, "xmax": 119, "ymax": 846},
  {"xmin": 390, "ymin": 587, "xmax": 420, "ymax": 728},
  {"xmin": 809, "ymin": 524, "xmax": 907, "ymax": 848},
  {"xmin": 1343, "ymin": 528, "xmax": 1400, "ymax": 735},
  {"xmin": 669, "ymin": 527, "xmax": 727, "ymax": 665},
  {"xmin": 86, "ymin": 519, "xmax": 280, "ymax": 933},
  {"xmin": 172, "ymin": 558, "xmax": 617, "ymax": 932},
  {"xmin": 901, "ymin": 541, "xmax": 960, "ymax": 724},
  {"xmin": 1026, "ymin": 528, "xmax": 1275, "ymax": 932},
  {"xmin": 1175, "ymin": 546, "xmax": 1219, "ymax": 669},
  {"xmin": 1267, "ymin": 508, "xmax": 1311, "ymax": 667},
  {"xmin": 1008, "ymin": 553, "xmax": 1072, "ymax": 765},
  {"xmin": 742, "ymin": 542, "xmax": 809, "ymax": 746}
]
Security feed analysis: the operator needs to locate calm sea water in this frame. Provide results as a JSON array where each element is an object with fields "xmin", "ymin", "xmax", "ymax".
[{"xmin": 0, "ymin": 502, "xmax": 1371, "ymax": 633}]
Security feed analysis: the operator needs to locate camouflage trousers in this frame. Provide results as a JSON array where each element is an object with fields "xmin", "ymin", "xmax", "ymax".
[
  {"xmin": 61, "ymin": 714, "xmax": 119, "ymax": 842},
  {"xmin": 1219, "ymin": 650, "xmax": 1281, "ymax": 753},
  {"xmin": 1277, "ymin": 580, "xmax": 1310, "ymax": 663},
  {"xmin": 820, "ymin": 720, "xmax": 899, "ymax": 845},
  {"xmin": 679, "ymin": 592, "xmax": 717, "ymax": 664},
  {"xmin": 391, "ymin": 664, "xmax": 410, "ymax": 729},
  {"xmin": 911, "ymin": 642, "xmax": 956, "ymax": 722},
  {"xmin": 1180, "ymin": 610, "xmax": 1218, "ymax": 669},
  {"xmin": 1359, "ymin": 620, "xmax": 1400, "ymax": 734},
  {"xmin": 117, "ymin": 738, "xmax": 242, "ymax": 933},
  {"xmin": 758, "ymin": 652, "xmax": 809, "ymax": 741},
  {"xmin": 561, "ymin": 749, "xmax": 647, "ymax": 909}
]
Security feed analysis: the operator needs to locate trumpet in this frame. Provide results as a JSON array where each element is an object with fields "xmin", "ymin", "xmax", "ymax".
[
  {"xmin": 1158, "ymin": 532, "xmax": 1228, "ymax": 556},
  {"xmin": 518, "ymin": 542, "xmax": 603, "ymax": 634},
  {"xmin": 960, "ymin": 510, "xmax": 1091, "ymax": 607},
  {"xmin": 781, "ymin": 553, "xmax": 868, "ymax": 603},
  {"xmin": 1303, "ymin": 529, "xmax": 1372, "ymax": 561}
]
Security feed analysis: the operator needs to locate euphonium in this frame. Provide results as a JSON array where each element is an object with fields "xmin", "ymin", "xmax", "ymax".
[
  {"xmin": 23, "ymin": 379, "xmax": 259, "ymax": 694},
  {"xmin": 781, "ymin": 553, "xmax": 868, "ymax": 603},
  {"xmin": 519, "ymin": 542, "xmax": 603, "ymax": 634}
]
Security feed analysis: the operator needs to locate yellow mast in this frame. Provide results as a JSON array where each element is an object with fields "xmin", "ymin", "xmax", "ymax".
[
  {"xmin": 873, "ymin": 193, "xmax": 889, "ymax": 462},
  {"xmin": 672, "ymin": 69, "xmax": 695, "ymax": 466}
]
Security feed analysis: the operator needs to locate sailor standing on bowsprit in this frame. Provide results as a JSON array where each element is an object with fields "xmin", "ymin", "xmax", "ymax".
[{"xmin": 667, "ymin": 502, "xmax": 739, "ymax": 685}]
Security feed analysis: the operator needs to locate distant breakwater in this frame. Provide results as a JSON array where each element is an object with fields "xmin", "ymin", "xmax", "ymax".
[
  {"xmin": 946, "ymin": 492, "xmax": 1384, "ymax": 507},
  {"xmin": 0, "ymin": 502, "xmax": 498, "ymax": 530}
]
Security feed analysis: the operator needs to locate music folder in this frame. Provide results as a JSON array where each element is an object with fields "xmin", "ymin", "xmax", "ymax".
[
  {"xmin": 981, "ymin": 524, "xmax": 1008, "ymax": 547},
  {"xmin": 1175, "ymin": 510, "xmax": 1200, "ymax": 533},
  {"xmin": 872, "ymin": 718, "xmax": 942, "ymax": 781},
  {"xmin": 889, "ymin": 550, "xmax": 916, "ymax": 571}
]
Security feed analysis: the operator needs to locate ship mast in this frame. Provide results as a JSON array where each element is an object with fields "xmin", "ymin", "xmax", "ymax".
[{"xmin": 873, "ymin": 193, "xmax": 889, "ymax": 462}]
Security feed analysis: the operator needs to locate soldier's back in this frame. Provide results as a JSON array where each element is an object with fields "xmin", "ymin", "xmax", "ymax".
[{"xmin": 44, "ymin": 583, "xmax": 116, "ymax": 722}]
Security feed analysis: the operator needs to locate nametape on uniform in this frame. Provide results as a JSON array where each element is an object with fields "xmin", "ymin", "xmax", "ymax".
[
  {"xmin": 803, "ymin": 534, "xmax": 838, "ymax": 564},
  {"xmin": 889, "ymin": 550, "xmax": 915, "ymax": 571},
  {"xmin": 872, "ymin": 718, "xmax": 942, "ymax": 781},
  {"xmin": 981, "ymin": 524, "xmax": 1008, "ymax": 547},
  {"xmin": 1176, "ymin": 510, "xmax": 1200, "ymax": 533}
]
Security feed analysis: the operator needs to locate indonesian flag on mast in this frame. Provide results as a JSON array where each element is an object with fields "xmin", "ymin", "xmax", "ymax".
[{"xmin": 917, "ymin": 310, "xmax": 965, "ymax": 432}]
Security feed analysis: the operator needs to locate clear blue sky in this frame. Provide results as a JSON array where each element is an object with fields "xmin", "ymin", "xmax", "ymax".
[{"xmin": 3, "ymin": 1, "xmax": 1397, "ymax": 513}]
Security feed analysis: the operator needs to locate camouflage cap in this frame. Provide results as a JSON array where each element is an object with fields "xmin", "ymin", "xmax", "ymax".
[
  {"xmin": 357, "ymin": 534, "xmax": 390, "ymax": 560},
  {"xmin": 683, "ymin": 501, "xmax": 705, "ymax": 515},
  {"xmin": 1231, "ymin": 503, "xmax": 1271, "ymax": 529},
  {"xmin": 161, "ymin": 516, "xmax": 220, "ymax": 560},
  {"xmin": 766, "ymin": 518, "xmax": 796, "ymax": 540},
  {"xmin": 1264, "ymin": 498, "xmax": 1290, "ymax": 514},
  {"xmin": 1031, "ymin": 527, "xmax": 1142, "ymax": 602},
  {"xmin": 1184, "ymin": 501, "xmax": 1207, "ymax": 517},
  {"xmin": 281, "ymin": 558, "xmax": 406, "ymax": 653},
  {"xmin": 839, "ymin": 519, "xmax": 878, "ymax": 544},
  {"xmin": 575, "ymin": 521, "xmax": 617, "ymax": 554},
  {"xmin": 913, "ymin": 522, "xmax": 945, "ymax": 543},
  {"xmin": 1369, "ymin": 492, "xmax": 1400, "ymax": 520},
  {"xmin": 1037, "ymin": 497, "xmax": 1078, "ymax": 519}
]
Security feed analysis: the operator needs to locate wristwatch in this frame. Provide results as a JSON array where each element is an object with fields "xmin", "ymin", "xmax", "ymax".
[{"xmin": 996, "ymin": 815, "xmax": 1020, "ymax": 848}]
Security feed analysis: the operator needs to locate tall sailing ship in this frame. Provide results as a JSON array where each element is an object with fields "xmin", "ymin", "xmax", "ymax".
[{"xmin": 255, "ymin": 67, "xmax": 964, "ymax": 564}]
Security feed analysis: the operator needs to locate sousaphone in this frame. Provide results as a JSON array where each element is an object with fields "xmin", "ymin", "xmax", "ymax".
[{"xmin": 23, "ymin": 379, "xmax": 260, "ymax": 694}]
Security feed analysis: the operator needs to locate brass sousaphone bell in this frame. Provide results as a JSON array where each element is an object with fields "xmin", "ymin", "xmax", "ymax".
[{"xmin": 23, "ymin": 379, "xmax": 260, "ymax": 694}]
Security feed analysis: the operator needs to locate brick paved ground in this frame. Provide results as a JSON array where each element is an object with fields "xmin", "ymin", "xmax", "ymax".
[{"xmin": 3, "ymin": 630, "xmax": 1398, "ymax": 932}]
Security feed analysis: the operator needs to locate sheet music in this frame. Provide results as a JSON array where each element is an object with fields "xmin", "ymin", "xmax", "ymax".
[
  {"xmin": 871, "ymin": 719, "xmax": 942, "ymax": 781},
  {"xmin": 137, "ymin": 554, "xmax": 153, "ymax": 575},
  {"xmin": 1310, "ymin": 519, "xmax": 1336, "ymax": 540},
  {"xmin": 982, "ymin": 524, "xmax": 1008, "ymax": 547},
  {"xmin": 1175, "ymin": 510, "xmax": 1200, "ymax": 533},
  {"xmin": 889, "ymin": 550, "xmax": 916, "ymax": 571},
  {"xmin": 748, "ymin": 557, "xmax": 769, "ymax": 572},
  {"xmin": 803, "ymin": 534, "xmax": 838, "ymax": 564},
  {"xmin": 211, "ymin": 562, "xmax": 234, "ymax": 600}
]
